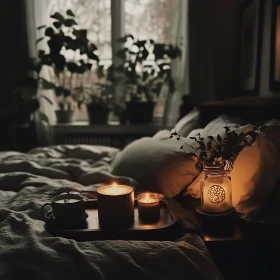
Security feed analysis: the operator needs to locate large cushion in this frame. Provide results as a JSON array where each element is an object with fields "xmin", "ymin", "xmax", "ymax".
[
  {"xmin": 231, "ymin": 119, "xmax": 280, "ymax": 216},
  {"xmin": 173, "ymin": 107, "xmax": 200, "ymax": 137},
  {"xmin": 184, "ymin": 118, "xmax": 280, "ymax": 217},
  {"xmin": 111, "ymin": 137, "xmax": 199, "ymax": 198}
]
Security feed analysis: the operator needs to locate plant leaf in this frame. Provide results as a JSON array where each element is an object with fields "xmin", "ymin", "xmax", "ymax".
[
  {"xmin": 64, "ymin": 19, "xmax": 77, "ymax": 27},
  {"xmin": 36, "ymin": 37, "xmax": 44, "ymax": 44},
  {"xmin": 66, "ymin": 9, "xmax": 75, "ymax": 17},
  {"xmin": 53, "ymin": 21, "xmax": 62, "ymax": 29},
  {"xmin": 45, "ymin": 27, "xmax": 55, "ymax": 37},
  {"xmin": 37, "ymin": 25, "xmax": 46, "ymax": 30},
  {"xmin": 50, "ymin": 12, "xmax": 64, "ymax": 22},
  {"xmin": 39, "ymin": 78, "xmax": 56, "ymax": 90},
  {"xmin": 40, "ymin": 95, "xmax": 53, "ymax": 105}
]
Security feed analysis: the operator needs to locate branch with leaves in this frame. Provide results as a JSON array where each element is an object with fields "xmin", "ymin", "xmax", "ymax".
[
  {"xmin": 115, "ymin": 34, "xmax": 181, "ymax": 102},
  {"xmin": 170, "ymin": 124, "xmax": 268, "ymax": 173}
]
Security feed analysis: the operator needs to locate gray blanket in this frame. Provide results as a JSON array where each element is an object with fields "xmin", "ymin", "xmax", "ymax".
[{"xmin": 0, "ymin": 145, "xmax": 223, "ymax": 280}]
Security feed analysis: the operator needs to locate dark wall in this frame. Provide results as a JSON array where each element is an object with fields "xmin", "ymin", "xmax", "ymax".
[
  {"xmin": 188, "ymin": 0, "xmax": 241, "ymax": 103},
  {"xmin": 0, "ymin": 2, "xmax": 37, "ymax": 152},
  {"xmin": 213, "ymin": 0, "xmax": 241, "ymax": 100},
  {"xmin": 0, "ymin": 1, "xmax": 29, "ymax": 106}
]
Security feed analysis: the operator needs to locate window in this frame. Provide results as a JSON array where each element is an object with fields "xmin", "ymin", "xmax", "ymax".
[
  {"xmin": 47, "ymin": 0, "xmax": 111, "ymax": 62},
  {"xmin": 35, "ymin": 0, "xmax": 184, "ymax": 123},
  {"xmin": 124, "ymin": 0, "xmax": 177, "ymax": 43},
  {"xmin": 46, "ymin": 0, "xmax": 177, "ymax": 60}
]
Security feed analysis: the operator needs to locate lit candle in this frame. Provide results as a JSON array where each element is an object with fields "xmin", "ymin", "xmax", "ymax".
[
  {"xmin": 137, "ymin": 192, "xmax": 161, "ymax": 223},
  {"xmin": 98, "ymin": 183, "xmax": 132, "ymax": 196},
  {"xmin": 97, "ymin": 183, "xmax": 134, "ymax": 227}
]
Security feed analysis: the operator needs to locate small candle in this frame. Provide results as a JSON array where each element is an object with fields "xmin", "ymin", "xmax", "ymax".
[
  {"xmin": 137, "ymin": 192, "xmax": 161, "ymax": 223},
  {"xmin": 97, "ymin": 183, "xmax": 134, "ymax": 227}
]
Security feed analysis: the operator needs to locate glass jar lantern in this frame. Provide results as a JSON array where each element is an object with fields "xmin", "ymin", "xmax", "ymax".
[{"xmin": 200, "ymin": 166, "xmax": 232, "ymax": 213}]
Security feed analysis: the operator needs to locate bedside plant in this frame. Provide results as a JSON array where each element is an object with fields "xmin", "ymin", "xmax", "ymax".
[
  {"xmin": 171, "ymin": 124, "xmax": 268, "ymax": 213},
  {"xmin": 32, "ymin": 9, "xmax": 100, "ymax": 123},
  {"xmin": 116, "ymin": 35, "xmax": 181, "ymax": 124}
]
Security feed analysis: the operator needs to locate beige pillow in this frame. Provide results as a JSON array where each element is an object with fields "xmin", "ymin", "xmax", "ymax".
[
  {"xmin": 231, "ymin": 120, "xmax": 280, "ymax": 216},
  {"xmin": 174, "ymin": 107, "xmax": 200, "ymax": 137},
  {"xmin": 185, "ymin": 119, "xmax": 280, "ymax": 217},
  {"xmin": 111, "ymin": 137, "xmax": 199, "ymax": 198}
]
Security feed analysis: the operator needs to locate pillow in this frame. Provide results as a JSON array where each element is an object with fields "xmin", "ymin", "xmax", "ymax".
[
  {"xmin": 152, "ymin": 130, "xmax": 172, "ymax": 140},
  {"xmin": 184, "ymin": 119, "xmax": 280, "ymax": 217},
  {"xmin": 111, "ymin": 137, "xmax": 199, "ymax": 198},
  {"xmin": 202, "ymin": 114, "xmax": 247, "ymax": 136},
  {"xmin": 231, "ymin": 119, "xmax": 280, "ymax": 216},
  {"xmin": 173, "ymin": 107, "xmax": 200, "ymax": 137}
]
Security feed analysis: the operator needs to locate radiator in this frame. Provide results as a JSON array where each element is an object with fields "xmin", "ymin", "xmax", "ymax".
[{"xmin": 62, "ymin": 134, "xmax": 135, "ymax": 148}]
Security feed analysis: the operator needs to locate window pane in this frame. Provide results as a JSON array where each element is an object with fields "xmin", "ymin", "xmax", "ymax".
[
  {"xmin": 47, "ymin": 0, "xmax": 111, "ymax": 60},
  {"xmin": 124, "ymin": 0, "xmax": 177, "ymax": 43}
]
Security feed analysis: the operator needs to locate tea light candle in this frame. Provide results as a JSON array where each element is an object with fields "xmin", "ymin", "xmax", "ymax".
[
  {"xmin": 137, "ymin": 192, "xmax": 161, "ymax": 223},
  {"xmin": 97, "ymin": 183, "xmax": 134, "ymax": 227}
]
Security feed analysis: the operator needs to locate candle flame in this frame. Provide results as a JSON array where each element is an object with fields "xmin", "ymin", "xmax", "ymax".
[
  {"xmin": 111, "ymin": 182, "xmax": 119, "ymax": 195},
  {"xmin": 144, "ymin": 193, "xmax": 150, "ymax": 203}
]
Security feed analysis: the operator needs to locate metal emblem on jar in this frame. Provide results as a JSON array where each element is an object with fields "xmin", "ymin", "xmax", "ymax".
[{"xmin": 207, "ymin": 185, "xmax": 226, "ymax": 204}]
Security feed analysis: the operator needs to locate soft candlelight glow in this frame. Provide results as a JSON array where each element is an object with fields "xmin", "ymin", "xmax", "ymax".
[
  {"xmin": 139, "ymin": 193, "xmax": 158, "ymax": 204},
  {"xmin": 97, "ymin": 183, "xmax": 133, "ymax": 196},
  {"xmin": 137, "ymin": 192, "xmax": 161, "ymax": 222},
  {"xmin": 202, "ymin": 183, "xmax": 231, "ymax": 213},
  {"xmin": 97, "ymin": 183, "xmax": 135, "ymax": 227}
]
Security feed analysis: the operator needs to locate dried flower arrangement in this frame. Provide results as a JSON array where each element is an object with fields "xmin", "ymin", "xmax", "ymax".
[{"xmin": 170, "ymin": 124, "xmax": 268, "ymax": 173}]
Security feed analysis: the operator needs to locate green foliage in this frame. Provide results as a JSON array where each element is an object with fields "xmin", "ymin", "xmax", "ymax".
[
  {"xmin": 71, "ymin": 64, "xmax": 115, "ymax": 109},
  {"xmin": 31, "ymin": 9, "xmax": 101, "ymax": 109},
  {"xmin": 170, "ymin": 125, "xmax": 268, "ymax": 172},
  {"xmin": 116, "ymin": 35, "xmax": 181, "ymax": 102}
]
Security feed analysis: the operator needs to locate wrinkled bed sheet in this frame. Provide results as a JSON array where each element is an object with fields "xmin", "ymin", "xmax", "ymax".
[{"xmin": 0, "ymin": 145, "xmax": 223, "ymax": 280}]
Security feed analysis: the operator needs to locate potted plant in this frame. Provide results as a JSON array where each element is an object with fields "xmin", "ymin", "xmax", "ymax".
[
  {"xmin": 171, "ymin": 124, "xmax": 268, "ymax": 214},
  {"xmin": 116, "ymin": 35, "xmax": 181, "ymax": 124},
  {"xmin": 32, "ymin": 9, "xmax": 100, "ymax": 123},
  {"xmin": 71, "ymin": 65, "xmax": 115, "ymax": 124}
]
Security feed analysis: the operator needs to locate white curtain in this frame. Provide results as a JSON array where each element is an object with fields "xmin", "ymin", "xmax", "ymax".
[
  {"xmin": 162, "ymin": 0, "xmax": 189, "ymax": 129},
  {"xmin": 25, "ymin": 0, "xmax": 57, "ymax": 124}
]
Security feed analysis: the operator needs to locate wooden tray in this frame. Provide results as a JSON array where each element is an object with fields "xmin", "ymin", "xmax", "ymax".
[{"xmin": 45, "ymin": 199, "xmax": 181, "ymax": 241}]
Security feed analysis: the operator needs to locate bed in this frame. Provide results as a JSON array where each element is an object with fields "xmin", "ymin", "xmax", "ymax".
[
  {"xmin": 1, "ymin": 95, "xmax": 280, "ymax": 280},
  {"xmin": 0, "ymin": 145, "xmax": 222, "ymax": 280}
]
